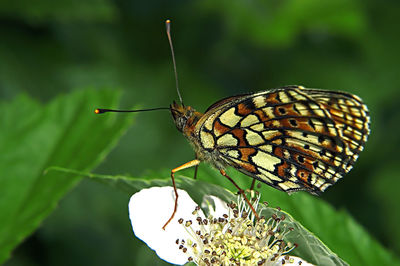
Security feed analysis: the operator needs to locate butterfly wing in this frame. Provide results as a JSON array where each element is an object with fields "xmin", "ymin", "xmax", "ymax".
[
  {"xmin": 300, "ymin": 88, "xmax": 370, "ymax": 169},
  {"xmin": 196, "ymin": 85, "xmax": 370, "ymax": 195}
]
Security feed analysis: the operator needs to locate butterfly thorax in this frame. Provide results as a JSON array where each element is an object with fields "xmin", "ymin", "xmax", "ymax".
[{"xmin": 170, "ymin": 101, "xmax": 227, "ymax": 168}]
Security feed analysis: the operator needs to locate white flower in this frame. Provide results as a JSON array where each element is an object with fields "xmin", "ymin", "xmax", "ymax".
[{"xmin": 129, "ymin": 187, "xmax": 314, "ymax": 265}]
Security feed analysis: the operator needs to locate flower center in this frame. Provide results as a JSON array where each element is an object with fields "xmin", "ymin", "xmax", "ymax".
[{"xmin": 176, "ymin": 201, "xmax": 297, "ymax": 265}]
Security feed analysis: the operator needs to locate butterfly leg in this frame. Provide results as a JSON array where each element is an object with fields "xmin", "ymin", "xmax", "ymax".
[
  {"xmin": 250, "ymin": 178, "xmax": 256, "ymax": 191},
  {"xmin": 162, "ymin": 159, "xmax": 201, "ymax": 230},
  {"xmin": 219, "ymin": 169, "xmax": 259, "ymax": 220},
  {"xmin": 193, "ymin": 154, "xmax": 199, "ymax": 180}
]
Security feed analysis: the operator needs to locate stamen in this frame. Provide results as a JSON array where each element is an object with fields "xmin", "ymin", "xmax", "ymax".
[{"xmin": 175, "ymin": 194, "xmax": 299, "ymax": 265}]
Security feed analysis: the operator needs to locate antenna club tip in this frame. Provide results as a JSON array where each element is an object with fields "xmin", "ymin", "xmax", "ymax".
[
  {"xmin": 166, "ymin": 19, "xmax": 171, "ymax": 24},
  {"xmin": 94, "ymin": 108, "xmax": 104, "ymax": 114}
]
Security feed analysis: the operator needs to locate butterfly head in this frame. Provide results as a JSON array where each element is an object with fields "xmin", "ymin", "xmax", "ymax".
[
  {"xmin": 170, "ymin": 101, "xmax": 202, "ymax": 133},
  {"xmin": 170, "ymin": 101, "xmax": 191, "ymax": 132}
]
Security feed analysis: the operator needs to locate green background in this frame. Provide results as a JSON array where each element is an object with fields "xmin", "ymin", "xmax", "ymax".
[{"xmin": 1, "ymin": 0, "xmax": 399, "ymax": 265}]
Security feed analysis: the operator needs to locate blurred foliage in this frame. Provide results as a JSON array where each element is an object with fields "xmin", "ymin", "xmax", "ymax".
[
  {"xmin": 0, "ymin": 0, "xmax": 399, "ymax": 265},
  {"xmin": 0, "ymin": 90, "xmax": 133, "ymax": 263}
]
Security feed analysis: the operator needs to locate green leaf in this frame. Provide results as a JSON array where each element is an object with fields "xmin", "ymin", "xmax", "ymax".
[
  {"xmin": 0, "ymin": 90, "xmax": 133, "ymax": 263},
  {"xmin": 66, "ymin": 165, "xmax": 398, "ymax": 265},
  {"xmin": 46, "ymin": 166, "xmax": 235, "ymax": 208},
  {"xmin": 50, "ymin": 167, "xmax": 346, "ymax": 265},
  {"xmin": 261, "ymin": 208, "xmax": 347, "ymax": 265}
]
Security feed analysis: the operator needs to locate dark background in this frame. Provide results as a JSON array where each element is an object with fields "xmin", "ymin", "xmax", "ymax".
[{"xmin": 1, "ymin": 0, "xmax": 399, "ymax": 265}]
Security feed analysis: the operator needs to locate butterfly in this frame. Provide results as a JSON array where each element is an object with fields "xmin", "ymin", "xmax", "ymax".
[
  {"xmin": 162, "ymin": 85, "xmax": 369, "ymax": 228},
  {"xmin": 96, "ymin": 21, "xmax": 370, "ymax": 230},
  {"xmin": 171, "ymin": 85, "xmax": 369, "ymax": 192}
]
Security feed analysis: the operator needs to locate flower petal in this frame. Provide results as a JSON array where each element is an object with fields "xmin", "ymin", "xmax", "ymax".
[{"xmin": 128, "ymin": 187, "xmax": 205, "ymax": 265}]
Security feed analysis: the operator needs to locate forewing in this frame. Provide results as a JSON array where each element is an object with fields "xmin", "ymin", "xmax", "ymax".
[{"xmin": 198, "ymin": 86, "xmax": 370, "ymax": 194}]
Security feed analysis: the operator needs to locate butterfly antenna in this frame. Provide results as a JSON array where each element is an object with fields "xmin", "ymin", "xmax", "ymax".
[
  {"xmin": 166, "ymin": 19, "xmax": 184, "ymax": 106},
  {"xmin": 94, "ymin": 107, "xmax": 170, "ymax": 114}
]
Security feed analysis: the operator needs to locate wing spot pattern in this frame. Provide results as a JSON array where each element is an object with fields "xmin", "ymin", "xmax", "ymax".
[{"xmin": 219, "ymin": 107, "xmax": 241, "ymax": 127}]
